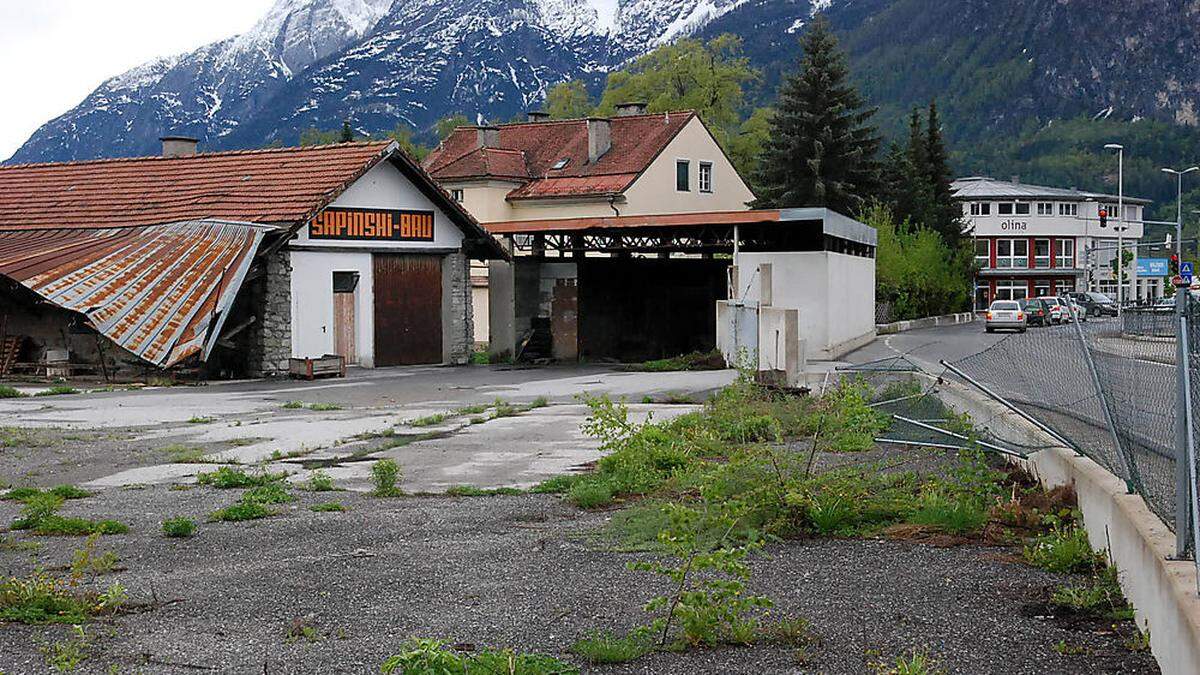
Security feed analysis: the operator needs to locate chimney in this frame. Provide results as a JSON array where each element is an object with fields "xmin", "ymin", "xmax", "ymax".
[
  {"xmin": 526, "ymin": 111, "xmax": 551, "ymax": 123},
  {"xmin": 615, "ymin": 102, "xmax": 647, "ymax": 117},
  {"xmin": 586, "ymin": 117, "xmax": 611, "ymax": 164},
  {"xmin": 476, "ymin": 126, "xmax": 501, "ymax": 149},
  {"xmin": 1011, "ymin": 174, "xmax": 1020, "ymax": 184},
  {"xmin": 160, "ymin": 135, "xmax": 198, "ymax": 157}
]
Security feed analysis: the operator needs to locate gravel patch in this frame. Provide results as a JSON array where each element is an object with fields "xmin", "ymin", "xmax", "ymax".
[{"xmin": 0, "ymin": 487, "xmax": 1159, "ymax": 674}]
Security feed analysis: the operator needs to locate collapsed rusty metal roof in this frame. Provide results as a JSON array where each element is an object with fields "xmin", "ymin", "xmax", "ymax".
[{"xmin": 0, "ymin": 220, "xmax": 266, "ymax": 367}]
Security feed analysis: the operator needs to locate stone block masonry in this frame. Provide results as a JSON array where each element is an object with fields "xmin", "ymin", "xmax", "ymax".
[
  {"xmin": 444, "ymin": 251, "xmax": 473, "ymax": 365},
  {"xmin": 247, "ymin": 248, "xmax": 293, "ymax": 377}
]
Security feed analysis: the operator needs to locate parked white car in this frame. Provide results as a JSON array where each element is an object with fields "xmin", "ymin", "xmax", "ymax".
[
  {"xmin": 985, "ymin": 300, "xmax": 1027, "ymax": 333},
  {"xmin": 1037, "ymin": 296, "xmax": 1069, "ymax": 324}
]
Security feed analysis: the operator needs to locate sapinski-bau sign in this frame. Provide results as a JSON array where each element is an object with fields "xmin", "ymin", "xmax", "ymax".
[{"xmin": 309, "ymin": 207, "xmax": 435, "ymax": 241}]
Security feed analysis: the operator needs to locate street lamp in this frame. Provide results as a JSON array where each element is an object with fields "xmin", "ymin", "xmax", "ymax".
[
  {"xmin": 1162, "ymin": 166, "xmax": 1198, "ymax": 264},
  {"xmin": 1105, "ymin": 144, "xmax": 1126, "ymax": 312}
]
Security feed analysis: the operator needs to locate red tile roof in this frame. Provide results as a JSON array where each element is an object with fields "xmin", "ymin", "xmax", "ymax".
[
  {"xmin": 0, "ymin": 141, "xmax": 395, "ymax": 230},
  {"xmin": 423, "ymin": 112, "xmax": 695, "ymax": 200},
  {"xmin": 485, "ymin": 210, "xmax": 782, "ymax": 234}
]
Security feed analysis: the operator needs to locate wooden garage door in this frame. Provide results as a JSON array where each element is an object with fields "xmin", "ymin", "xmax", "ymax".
[{"xmin": 373, "ymin": 254, "xmax": 442, "ymax": 366}]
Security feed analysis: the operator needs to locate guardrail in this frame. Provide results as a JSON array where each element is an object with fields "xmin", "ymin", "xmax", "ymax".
[{"xmin": 875, "ymin": 311, "xmax": 975, "ymax": 335}]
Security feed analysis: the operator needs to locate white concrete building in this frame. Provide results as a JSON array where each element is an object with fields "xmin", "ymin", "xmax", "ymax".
[{"xmin": 953, "ymin": 176, "xmax": 1158, "ymax": 308}]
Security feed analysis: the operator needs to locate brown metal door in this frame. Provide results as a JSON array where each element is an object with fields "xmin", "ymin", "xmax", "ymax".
[{"xmin": 373, "ymin": 254, "xmax": 443, "ymax": 366}]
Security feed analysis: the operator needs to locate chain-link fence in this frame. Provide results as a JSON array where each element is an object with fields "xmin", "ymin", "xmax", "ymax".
[{"xmin": 944, "ymin": 300, "xmax": 1199, "ymax": 559}]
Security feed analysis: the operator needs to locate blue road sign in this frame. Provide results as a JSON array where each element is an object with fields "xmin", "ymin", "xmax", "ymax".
[
  {"xmin": 1182, "ymin": 261, "xmax": 1194, "ymax": 284},
  {"xmin": 1137, "ymin": 258, "xmax": 1170, "ymax": 276}
]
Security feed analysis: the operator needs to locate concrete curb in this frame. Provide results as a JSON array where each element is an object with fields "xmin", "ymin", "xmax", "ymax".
[
  {"xmin": 933, "ymin": 377, "xmax": 1200, "ymax": 675},
  {"xmin": 875, "ymin": 311, "xmax": 975, "ymax": 335}
]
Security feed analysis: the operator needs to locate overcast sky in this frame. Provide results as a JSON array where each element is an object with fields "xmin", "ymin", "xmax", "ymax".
[{"xmin": 0, "ymin": 1, "xmax": 275, "ymax": 161}]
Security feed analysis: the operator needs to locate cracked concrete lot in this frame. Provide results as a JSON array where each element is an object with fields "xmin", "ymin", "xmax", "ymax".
[{"xmin": 0, "ymin": 365, "xmax": 733, "ymax": 492}]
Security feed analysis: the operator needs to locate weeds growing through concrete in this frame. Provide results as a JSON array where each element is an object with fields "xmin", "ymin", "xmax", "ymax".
[
  {"xmin": 11, "ymin": 494, "xmax": 128, "ymax": 536},
  {"xmin": 304, "ymin": 470, "xmax": 337, "ymax": 492},
  {"xmin": 0, "ymin": 385, "xmax": 25, "ymax": 398},
  {"xmin": 371, "ymin": 459, "xmax": 403, "ymax": 497},
  {"xmin": 196, "ymin": 467, "xmax": 286, "ymax": 489},
  {"xmin": 34, "ymin": 386, "xmax": 78, "ymax": 397},
  {"xmin": 39, "ymin": 624, "xmax": 90, "ymax": 672},
  {"xmin": 1023, "ymin": 517, "xmax": 1105, "ymax": 574},
  {"xmin": 208, "ymin": 501, "xmax": 271, "ymax": 522},
  {"xmin": 380, "ymin": 638, "xmax": 577, "ymax": 674},
  {"xmin": 409, "ymin": 413, "xmax": 448, "ymax": 427},
  {"xmin": 569, "ymin": 630, "xmax": 652, "ymax": 664},
  {"xmin": 162, "ymin": 517, "xmax": 197, "ymax": 538},
  {"xmin": 0, "ymin": 572, "xmax": 126, "ymax": 624},
  {"xmin": 186, "ymin": 416, "xmax": 214, "ymax": 424}
]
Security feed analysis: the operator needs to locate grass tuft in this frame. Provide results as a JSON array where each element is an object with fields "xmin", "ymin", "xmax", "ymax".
[
  {"xmin": 208, "ymin": 501, "xmax": 271, "ymax": 522},
  {"xmin": 196, "ymin": 467, "xmax": 286, "ymax": 489},
  {"xmin": 0, "ymin": 385, "xmax": 25, "ymax": 399},
  {"xmin": 162, "ymin": 517, "xmax": 197, "ymax": 538},
  {"xmin": 570, "ymin": 630, "xmax": 651, "ymax": 664}
]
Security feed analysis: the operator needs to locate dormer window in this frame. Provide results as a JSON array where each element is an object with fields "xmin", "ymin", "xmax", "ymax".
[{"xmin": 552, "ymin": 158, "xmax": 569, "ymax": 170}]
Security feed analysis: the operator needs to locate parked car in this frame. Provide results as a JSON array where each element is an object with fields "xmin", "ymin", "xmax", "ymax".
[
  {"xmin": 1069, "ymin": 291, "xmax": 1119, "ymax": 317},
  {"xmin": 1064, "ymin": 297, "xmax": 1088, "ymax": 322},
  {"xmin": 985, "ymin": 300, "xmax": 1027, "ymax": 333},
  {"xmin": 1037, "ymin": 296, "xmax": 1069, "ymax": 324},
  {"xmin": 1019, "ymin": 298, "xmax": 1051, "ymax": 326},
  {"xmin": 1150, "ymin": 296, "xmax": 1176, "ymax": 313}
]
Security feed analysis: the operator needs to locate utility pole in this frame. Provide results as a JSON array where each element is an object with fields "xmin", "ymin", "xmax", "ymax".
[
  {"xmin": 1163, "ymin": 166, "xmax": 1198, "ymax": 266},
  {"xmin": 1105, "ymin": 144, "xmax": 1125, "ymax": 313}
]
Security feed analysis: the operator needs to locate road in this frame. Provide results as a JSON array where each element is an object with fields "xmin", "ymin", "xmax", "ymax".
[{"xmin": 843, "ymin": 319, "xmax": 1009, "ymax": 373}]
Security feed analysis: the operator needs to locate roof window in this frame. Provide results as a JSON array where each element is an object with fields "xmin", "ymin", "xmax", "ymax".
[{"xmin": 551, "ymin": 158, "xmax": 569, "ymax": 170}]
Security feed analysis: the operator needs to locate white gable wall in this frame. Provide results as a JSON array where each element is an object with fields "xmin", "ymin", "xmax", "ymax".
[{"xmin": 288, "ymin": 159, "xmax": 468, "ymax": 368}]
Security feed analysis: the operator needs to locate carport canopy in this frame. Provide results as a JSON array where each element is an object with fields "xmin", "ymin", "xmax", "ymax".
[{"xmin": 484, "ymin": 208, "xmax": 876, "ymax": 257}]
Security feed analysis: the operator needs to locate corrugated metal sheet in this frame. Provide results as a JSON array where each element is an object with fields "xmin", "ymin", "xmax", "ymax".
[{"xmin": 0, "ymin": 220, "xmax": 265, "ymax": 368}]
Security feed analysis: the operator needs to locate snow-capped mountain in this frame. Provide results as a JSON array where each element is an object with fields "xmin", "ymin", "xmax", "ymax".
[{"xmin": 8, "ymin": 0, "xmax": 758, "ymax": 163}]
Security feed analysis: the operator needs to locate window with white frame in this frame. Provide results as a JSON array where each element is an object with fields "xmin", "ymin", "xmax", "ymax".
[
  {"xmin": 1037, "ymin": 202, "xmax": 1053, "ymax": 216},
  {"xmin": 975, "ymin": 239, "xmax": 990, "ymax": 268},
  {"xmin": 970, "ymin": 202, "xmax": 992, "ymax": 216},
  {"xmin": 698, "ymin": 162, "xmax": 713, "ymax": 193},
  {"xmin": 995, "ymin": 280, "xmax": 1028, "ymax": 301},
  {"xmin": 998, "ymin": 202, "xmax": 1014, "ymax": 215},
  {"xmin": 1034, "ymin": 238, "xmax": 1051, "ymax": 268},
  {"xmin": 1056, "ymin": 238, "xmax": 1075, "ymax": 268},
  {"xmin": 1058, "ymin": 203, "xmax": 1078, "ymax": 216},
  {"xmin": 995, "ymin": 239, "xmax": 1028, "ymax": 268},
  {"xmin": 1034, "ymin": 281, "xmax": 1050, "ymax": 297},
  {"xmin": 1015, "ymin": 202, "xmax": 1031, "ymax": 215}
]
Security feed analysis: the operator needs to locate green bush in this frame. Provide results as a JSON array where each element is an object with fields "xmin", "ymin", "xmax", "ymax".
[
  {"xmin": 0, "ymin": 572, "xmax": 95, "ymax": 624},
  {"xmin": 48, "ymin": 485, "xmax": 91, "ymax": 500},
  {"xmin": 0, "ymin": 386, "xmax": 25, "ymax": 399},
  {"xmin": 162, "ymin": 517, "xmax": 197, "ymax": 538},
  {"xmin": 371, "ymin": 459, "xmax": 403, "ymax": 497},
  {"xmin": 208, "ymin": 501, "xmax": 271, "ymax": 522}
]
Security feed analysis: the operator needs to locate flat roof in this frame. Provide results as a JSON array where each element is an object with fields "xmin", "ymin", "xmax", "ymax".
[{"xmin": 485, "ymin": 208, "xmax": 877, "ymax": 248}]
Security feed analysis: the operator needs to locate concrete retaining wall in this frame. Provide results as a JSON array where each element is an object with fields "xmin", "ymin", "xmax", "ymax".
[
  {"xmin": 934, "ymin": 378, "xmax": 1200, "ymax": 675},
  {"xmin": 876, "ymin": 311, "xmax": 974, "ymax": 335}
]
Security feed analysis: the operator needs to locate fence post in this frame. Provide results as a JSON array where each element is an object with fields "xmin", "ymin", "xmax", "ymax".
[
  {"xmin": 1176, "ymin": 286, "xmax": 1192, "ymax": 557},
  {"xmin": 1068, "ymin": 303, "xmax": 1139, "ymax": 495}
]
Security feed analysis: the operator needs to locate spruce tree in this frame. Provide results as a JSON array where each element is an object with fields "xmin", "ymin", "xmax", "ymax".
[
  {"xmin": 752, "ymin": 16, "xmax": 881, "ymax": 214},
  {"xmin": 924, "ymin": 100, "xmax": 961, "ymax": 245},
  {"xmin": 340, "ymin": 120, "xmax": 354, "ymax": 142}
]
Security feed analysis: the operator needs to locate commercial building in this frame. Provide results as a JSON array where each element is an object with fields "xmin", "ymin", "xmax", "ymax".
[
  {"xmin": 953, "ymin": 176, "xmax": 1158, "ymax": 309},
  {"xmin": 0, "ymin": 139, "xmax": 505, "ymax": 379},
  {"xmin": 423, "ymin": 106, "xmax": 756, "ymax": 344}
]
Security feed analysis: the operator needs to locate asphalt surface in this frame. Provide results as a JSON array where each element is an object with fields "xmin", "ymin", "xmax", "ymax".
[{"xmin": 0, "ymin": 486, "xmax": 1158, "ymax": 674}]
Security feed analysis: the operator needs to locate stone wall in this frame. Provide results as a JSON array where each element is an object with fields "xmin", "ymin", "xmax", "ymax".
[
  {"xmin": 443, "ymin": 251, "xmax": 473, "ymax": 365},
  {"xmin": 246, "ymin": 248, "xmax": 293, "ymax": 377}
]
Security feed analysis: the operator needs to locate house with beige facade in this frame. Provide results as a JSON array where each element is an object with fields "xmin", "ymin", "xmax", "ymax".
[{"xmin": 423, "ymin": 105, "xmax": 756, "ymax": 345}]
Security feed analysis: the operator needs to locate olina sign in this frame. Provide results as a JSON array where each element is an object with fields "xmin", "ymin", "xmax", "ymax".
[
  {"xmin": 309, "ymin": 207, "xmax": 435, "ymax": 242},
  {"xmin": 999, "ymin": 219, "xmax": 1028, "ymax": 231}
]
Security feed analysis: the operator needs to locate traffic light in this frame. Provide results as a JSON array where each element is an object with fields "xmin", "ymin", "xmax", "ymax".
[
  {"xmin": 1171, "ymin": 254, "xmax": 1180, "ymax": 275},
  {"xmin": 1099, "ymin": 207, "xmax": 1108, "ymax": 228}
]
